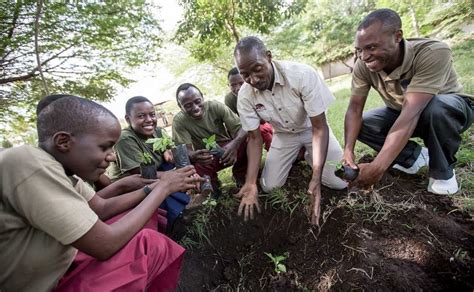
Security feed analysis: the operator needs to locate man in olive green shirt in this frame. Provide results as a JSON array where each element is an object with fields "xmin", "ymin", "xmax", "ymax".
[
  {"xmin": 173, "ymin": 83, "xmax": 248, "ymax": 195},
  {"xmin": 343, "ymin": 9, "xmax": 473, "ymax": 195}
]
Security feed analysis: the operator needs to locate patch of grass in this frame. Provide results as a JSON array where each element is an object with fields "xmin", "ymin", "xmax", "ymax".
[
  {"xmin": 261, "ymin": 188, "xmax": 309, "ymax": 217},
  {"xmin": 178, "ymin": 198, "xmax": 217, "ymax": 249}
]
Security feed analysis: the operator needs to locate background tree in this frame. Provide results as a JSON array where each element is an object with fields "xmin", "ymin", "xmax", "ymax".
[{"xmin": 0, "ymin": 0, "xmax": 163, "ymax": 143}]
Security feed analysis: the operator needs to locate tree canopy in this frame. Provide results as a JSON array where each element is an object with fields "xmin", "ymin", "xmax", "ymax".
[{"xmin": 0, "ymin": 0, "xmax": 162, "ymax": 140}]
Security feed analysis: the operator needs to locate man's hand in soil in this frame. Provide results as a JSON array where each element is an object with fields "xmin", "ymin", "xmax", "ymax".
[
  {"xmin": 349, "ymin": 162, "xmax": 384, "ymax": 189},
  {"xmin": 190, "ymin": 149, "xmax": 213, "ymax": 165},
  {"xmin": 236, "ymin": 183, "xmax": 261, "ymax": 221},
  {"xmin": 307, "ymin": 178, "xmax": 322, "ymax": 226},
  {"xmin": 220, "ymin": 142, "xmax": 238, "ymax": 166}
]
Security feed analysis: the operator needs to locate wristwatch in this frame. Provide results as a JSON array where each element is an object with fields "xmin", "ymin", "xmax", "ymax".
[{"xmin": 143, "ymin": 185, "xmax": 152, "ymax": 195}]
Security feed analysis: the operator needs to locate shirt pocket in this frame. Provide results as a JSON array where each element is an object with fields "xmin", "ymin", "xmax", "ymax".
[{"xmin": 256, "ymin": 108, "xmax": 274, "ymax": 123}]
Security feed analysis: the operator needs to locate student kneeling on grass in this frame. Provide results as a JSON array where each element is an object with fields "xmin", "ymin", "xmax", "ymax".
[{"xmin": 0, "ymin": 95, "xmax": 201, "ymax": 291}]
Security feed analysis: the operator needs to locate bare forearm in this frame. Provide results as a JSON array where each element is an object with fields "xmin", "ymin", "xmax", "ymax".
[
  {"xmin": 245, "ymin": 134, "xmax": 263, "ymax": 185},
  {"xmin": 312, "ymin": 124, "xmax": 329, "ymax": 181},
  {"xmin": 373, "ymin": 115, "xmax": 419, "ymax": 170},
  {"xmin": 344, "ymin": 106, "xmax": 363, "ymax": 153},
  {"xmin": 97, "ymin": 188, "xmax": 147, "ymax": 221}
]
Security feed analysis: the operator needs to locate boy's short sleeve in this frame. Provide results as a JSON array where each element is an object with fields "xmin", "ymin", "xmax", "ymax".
[{"xmin": 12, "ymin": 166, "xmax": 98, "ymax": 245}]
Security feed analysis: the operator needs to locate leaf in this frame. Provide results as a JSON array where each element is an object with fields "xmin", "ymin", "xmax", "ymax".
[{"xmin": 277, "ymin": 264, "xmax": 287, "ymax": 273}]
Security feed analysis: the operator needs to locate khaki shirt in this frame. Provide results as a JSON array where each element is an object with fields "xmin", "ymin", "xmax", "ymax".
[
  {"xmin": 224, "ymin": 91, "xmax": 238, "ymax": 115},
  {"xmin": 352, "ymin": 38, "xmax": 471, "ymax": 111},
  {"xmin": 238, "ymin": 60, "xmax": 334, "ymax": 133},
  {"xmin": 0, "ymin": 146, "xmax": 98, "ymax": 292},
  {"xmin": 172, "ymin": 100, "xmax": 241, "ymax": 150},
  {"xmin": 108, "ymin": 127, "xmax": 164, "ymax": 180}
]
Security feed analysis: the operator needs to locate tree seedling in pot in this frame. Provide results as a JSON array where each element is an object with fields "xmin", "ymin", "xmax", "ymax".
[
  {"xmin": 202, "ymin": 134, "xmax": 224, "ymax": 158},
  {"xmin": 146, "ymin": 133, "xmax": 175, "ymax": 153},
  {"xmin": 334, "ymin": 162, "xmax": 359, "ymax": 182},
  {"xmin": 139, "ymin": 152, "xmax": 157, "ymax": 179}
]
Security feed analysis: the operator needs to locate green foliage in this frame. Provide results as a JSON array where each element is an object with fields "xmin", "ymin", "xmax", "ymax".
[
  {"xmin": 202, "ymin": 134, "xmax": 218, "ymax": 150},
  {"xmin": 264, "ymin": 252, "xmax": 288, "ymax": 274},
  {"xmin": 175, "ymin": 0, "xmax": 307, "ymax": 64},
  {"xmin": 139, "ymin": 152, "xmax": 153, "ymax": 165},
  {"xmin": 0, "ymin": 0, "xmax": 163, "ymax": 142},
  {"xmin": 146, "ymin": 133, "xmax": 175, "ymax": 153}
]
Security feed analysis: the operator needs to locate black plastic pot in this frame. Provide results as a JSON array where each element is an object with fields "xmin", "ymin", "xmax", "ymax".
[
  {"xmin": 209, "ymin": 145, "xmax": 225, "ymax": 158},
  {"xmin": 334, "ymin": 165, "xmax": 359, "ymax": 182},
  {"xmin": 140, "ymin": 163, "xmax": 157, "ymax": 179},
  {"xmin": 200, "ymin": 175, "xmax": 213, "ymax": 196},
  {"xmin": 172, "ymin": 144, "xmax": 191, "ymax": 168}
]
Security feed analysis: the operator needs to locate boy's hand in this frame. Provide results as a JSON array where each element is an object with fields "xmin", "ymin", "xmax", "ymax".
[
  {"xmin": 158, "ymin": 166, "xmax": 203, "ymax": 194},
  {"xmin": 163, "ymin": 149, "xmax": 174, "ymax": 163},
  {"xmin": 190, "ymin": 149, "xmax": 213, "ymax": 165},
  {"xmin": 221, "ymin": 143, "xmax": 238, "ymax": 166}
]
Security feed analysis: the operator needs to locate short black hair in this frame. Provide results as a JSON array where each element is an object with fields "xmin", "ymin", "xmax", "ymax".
[
  {"xmin": 357, "ymin": 8, "xmax": 402, "ymax": 33},
  {"xmin": 175, "ymin": 83, "xmax": 203, "ymax": 104},
  {"xmin": 234, "ymin": 36, "xmax": 267, "ymax": 57},
  {"xmin": 37, "ymin": 95, "xmax": 117, "ymax": 143},
  {"xmin": 227, "ymin": 67, "xmax": 239, "ymax": 79},
  {"xmin": 36, "ymin": 94, "xmax": 69, "ymax": 115},
  {"xmin": 125, "ymin": 96, "xmax": 153, "ymax": 115}
]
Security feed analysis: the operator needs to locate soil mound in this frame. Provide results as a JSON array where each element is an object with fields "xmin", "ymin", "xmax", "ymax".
[{"xmin": 172, "ymin": 162, "xmax": 474, "ymax": 291}]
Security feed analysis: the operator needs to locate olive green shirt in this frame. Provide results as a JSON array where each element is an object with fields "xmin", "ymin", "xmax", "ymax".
[
  {"xmin": 172, "ymin": 100, "xmax": 241, "ymax": 150},
  {"xmin": 0, "ymin": 146, "xmax": 98, "ymax": 291},
  {"xmin": 108, "ymin": 127, "xmax": 164, "ymax": 180},
  {"xmin": 224, "ymin": 91, "xmax": 238, "ymax": 115},
  {"xmin": 351, "ymin": 38, "xmax": 471, "ymax": 111}
]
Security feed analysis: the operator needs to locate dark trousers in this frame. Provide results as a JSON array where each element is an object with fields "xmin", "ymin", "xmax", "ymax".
[{"xmin": 358, "ymin": 94, "xmax": 473, "ymax": 180}]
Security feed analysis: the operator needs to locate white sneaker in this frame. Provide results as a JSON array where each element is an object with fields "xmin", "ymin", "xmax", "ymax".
[
  {"xmin": 427, "ymin": 172, "xmax": 459, "ymax": 195},
  {"xmin": 393, "ymin": 147, "xmax": 429, "ymax": 174}
]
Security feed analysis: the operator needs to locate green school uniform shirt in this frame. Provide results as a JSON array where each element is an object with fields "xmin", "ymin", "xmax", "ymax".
[
  {"xmin": 224, "ymin": 91, "xmax": 238, "ymax": 115},
  {"xmin": 351, "ymin": 38, "xmax": 472, "ymax": 111},
  {"xmin": 107, "ymin": 127, "xmax": 165, "ymax": 180},
  {"xmin": 172, "ymin": 100, "xmax": 241, "ymax": 150},
  {"xmin": 0, "ymin": 145, "xmax": 98, "ymax": 292}
]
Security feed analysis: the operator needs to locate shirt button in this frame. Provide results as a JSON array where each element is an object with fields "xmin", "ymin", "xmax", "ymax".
[
  {"xmin": 285, "ymin": 121, "xmax": 288, "ymax": 123},
  {"xmin": 272, "ymin": 93, "xmax": 275, "ymax": 96},
  {"xmin": 278, "ymin": 108, "xmax": 281, "ymax": 111},
  {"xmin": 291, "ymin": 129, "xmax": 295, "ymax": 131}
]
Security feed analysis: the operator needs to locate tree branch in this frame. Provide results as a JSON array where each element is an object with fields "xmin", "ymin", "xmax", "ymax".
[{"xmin": 34, "ymin": 0, "xmax": 49, "ymax": 94}]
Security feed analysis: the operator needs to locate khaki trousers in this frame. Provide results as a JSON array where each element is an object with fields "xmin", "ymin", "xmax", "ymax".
[{"xmin": 260, "ymin": 127, "xmax": 347, "ymax": 192}]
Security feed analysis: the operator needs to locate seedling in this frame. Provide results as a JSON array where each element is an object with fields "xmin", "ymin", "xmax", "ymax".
[
  {"xmin": 265, "ymin": 252, "xmax": 288, "ymax": 274},
  {"xmin": 146, "ymin": 132, "xmax": 175, "ymax": 153},
  {"xmin": 202, "ymin": 134, "xmax": 218, "ymax": 150},
  {"xmin": 139, "ymin": 152, "xmax": 153, "ymax": 165},
  {"xmin": 202, "ymin": 134, "xmax": 225, "ymax": 157}
]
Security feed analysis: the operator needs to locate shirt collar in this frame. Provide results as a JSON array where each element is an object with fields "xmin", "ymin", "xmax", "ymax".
[{"xmin": 381, "ymin": 39, "xmax": 414, "ymax": 80}]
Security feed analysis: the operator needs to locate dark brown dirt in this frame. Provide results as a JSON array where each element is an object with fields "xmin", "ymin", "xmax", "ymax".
[{"xmin": 172, "ymin": 160, "xmax": 474, "ymax": 291}]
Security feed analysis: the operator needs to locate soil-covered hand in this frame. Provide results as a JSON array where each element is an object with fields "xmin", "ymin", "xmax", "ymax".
[
  {"xmin": 118, "ymin": 174, "xmax": 156, "ymax": 193},
  {"xmin": 237, "ymin": 183, "xmax": 261, "ymax": 221},
  {"xmin": 157, "ymin": 166, "xmax": 202, "ymax": 194},
  {"xmin": 349, "ymin": 162, "xmax": 384, "ymax": 189},
  {"xmin": 220, "ymin": 142, "xmax": 238, "ymax": 166},
  {"xmin": 190, "ymin": 149, "xmax": 213, "ymax": 165},
  {"xmin": 163, "ymin": 149, "xmax": 174, "ymax": 163},
  {"xmin": 307, "ymin": 179, "xmax": 321, "ymax": 226}
]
